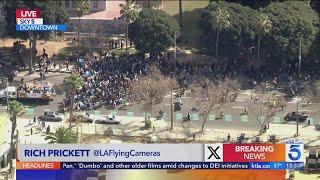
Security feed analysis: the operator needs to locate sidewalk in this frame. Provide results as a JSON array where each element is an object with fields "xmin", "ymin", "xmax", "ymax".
[{"xmin": 17, "ymin": 115, "xmax": 320, "ymax": 145}]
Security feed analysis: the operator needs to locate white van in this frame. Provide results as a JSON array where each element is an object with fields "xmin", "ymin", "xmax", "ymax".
[{"xmin": 0, "ymin": 86, "xmax": 17, "ymax": 99}]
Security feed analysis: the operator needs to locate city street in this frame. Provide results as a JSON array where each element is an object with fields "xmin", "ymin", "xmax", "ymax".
[{"xmin": 4, "ymin": 67, "xmax": 319, "ymax": 133}]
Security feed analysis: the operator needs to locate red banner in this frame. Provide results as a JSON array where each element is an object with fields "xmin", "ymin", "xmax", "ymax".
[
  {"xmin": 16, "ymin": 9, "xmax": 41, "ymax": 18},
  {"xmin": 223, "ymin": 144, "xmax": 286, "ymax": 162}
]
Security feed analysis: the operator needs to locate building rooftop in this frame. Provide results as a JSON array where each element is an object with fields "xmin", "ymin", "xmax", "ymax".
[{"xmin": 70, "ymin": 1, "xmax": 124, "ymax": 20}]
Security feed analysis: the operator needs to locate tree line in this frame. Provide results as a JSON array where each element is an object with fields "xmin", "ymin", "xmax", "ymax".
[
  {"xmin": 125, "ymin": 1, "xmax": 320, "ymax": 69},
  {"xmin": 199, "ymin": 1, "xmax": 319, "ymax": 67}
]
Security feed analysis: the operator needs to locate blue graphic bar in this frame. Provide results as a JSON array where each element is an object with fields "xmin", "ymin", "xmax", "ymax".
[
  {"xmin": 16, "ymin": 24, "xmax": 67, "ymax": 31},
  {"xmin": 61, "ymin": 162, "xmax": 250, "ymax": 169},
  {"xmin": 58, "ymin": 162, "xmax": 303, "ymax": 170},
  {"xmin": 249, "ymin": 162, "xmax": 304, "ymax": 170}
]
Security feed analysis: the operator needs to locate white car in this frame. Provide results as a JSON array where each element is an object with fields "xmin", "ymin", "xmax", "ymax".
[{"xmin": 88, "ymin": 113, "xmax": 121, "ymax": 124}]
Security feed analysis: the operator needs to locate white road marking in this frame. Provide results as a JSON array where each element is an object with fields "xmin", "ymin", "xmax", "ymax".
[
  {"xmin": 287, "ymin": 102, "xmax": 313, "ymax": 105},
  {"xmin": 232, "ymin": 106, "xmax": 245, "ymax": 109},
  {"xmin": 236, "ymin": 99, "xmax": 246, "ymax": 102}
]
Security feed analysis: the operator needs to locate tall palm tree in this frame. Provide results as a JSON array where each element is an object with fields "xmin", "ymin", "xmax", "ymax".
[
  {"xmin": 76, "ymin": 0, "xmax": 90, "ymax": 46},
  {"xmin": 257, "ymin": 14, "xmax": 272, "ymax": 66},
  {"xmin": 178, "ymin": 0, "xmax": 183, "ymax": 27},
  {"xmin": 120, "ymin": 0, "xmax": 139, "ymax": 56},
  {"xmin": 45, "ymin": 127, "xmax": 78, "ymax": 143},
  {"xmin": 66, "ymin": 74, "xmax": 84, "ymax": 128},
  {"xmin": 8, "ymin": 100, "xmax": 23, "ymax": 174},
  {"xmin": 213, "ymin": 7, "xmax": 230, "ymax": 58}
]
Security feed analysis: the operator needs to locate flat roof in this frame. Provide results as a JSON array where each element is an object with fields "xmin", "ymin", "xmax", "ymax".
[{"xmin": 70, "ymin": 1, "xmax": 124, "ymax": 20}]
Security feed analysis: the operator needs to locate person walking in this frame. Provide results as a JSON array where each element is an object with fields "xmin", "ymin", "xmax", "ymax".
[
  {"xmin": 41, "ymin": 121, "xmax": 45, "ymax": 129},
  {"xmin": 187, "ymin": 112, "xmax": 191, "ymax": 121},
  {"xmin": 244, "ymin": 107, "xmax": 248, "ymax": 115},
  {"xmin": 46, "ymin": 125, "xmax": 50, "ymax": 134}
]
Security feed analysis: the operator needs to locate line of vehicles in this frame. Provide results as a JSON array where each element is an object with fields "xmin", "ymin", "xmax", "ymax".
[
  {"xmin": 37, "ymin": 111, "xmax": 121, "ymax": 124},
  {"xmin": 38, "ymin": 110, "xmax": 307, "ymax": 124}
]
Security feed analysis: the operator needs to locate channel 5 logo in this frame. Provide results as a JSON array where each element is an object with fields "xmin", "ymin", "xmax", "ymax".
[{"xmin": 286, "ymin": 144, "xmax": 304, "ymax": 162}]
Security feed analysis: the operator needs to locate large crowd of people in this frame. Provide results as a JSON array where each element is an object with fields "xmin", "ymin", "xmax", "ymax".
[
  {"xmin": 3, "ymin": 43, "xmax": 317, "ymax": 110},
  {"xmin": 68, "ymin": 54, "xmax": 148, "ymax": 111},
  {"xmin": 62, "ymin": 52, "xmax": 320, "ymax": 111}
]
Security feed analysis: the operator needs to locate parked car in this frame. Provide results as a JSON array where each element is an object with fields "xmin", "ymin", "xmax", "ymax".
[
  {"xmin": 94, "ymin": 114, "xmax": 121, "ymax": 124},
  {"xmin": 284, "ymin": 112, "xmax": 307, "ymax": 122},
  {"xmin": 38, "ymin": 111, "xmax": 63, "ymax": 122},
  {"xmin": 70, "ymin": 114, "xmax": 94, "ymax": 123}
]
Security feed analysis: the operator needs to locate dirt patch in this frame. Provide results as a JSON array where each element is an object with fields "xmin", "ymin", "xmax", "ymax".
[{"xmin": 0, "ymin": 38, "xmax": 72, "ymax": 57}]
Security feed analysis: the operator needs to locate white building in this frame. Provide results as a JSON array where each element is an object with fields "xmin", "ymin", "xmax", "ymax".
[{"xmin": 0, "ymin": 114, "xmax": 11, "ymax": 171}]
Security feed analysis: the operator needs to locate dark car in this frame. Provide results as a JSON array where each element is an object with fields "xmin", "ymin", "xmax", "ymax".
[
  {"xmin": 38, "ymin": 111, "xmax": 63, "ymax": 122},
  {"xmin": 70, "ymin": 113, "xmax": 94, "ymax": 123},
  {"xmin": 284, "ymin": 112, "xmax": 307, "ymax": 122}
]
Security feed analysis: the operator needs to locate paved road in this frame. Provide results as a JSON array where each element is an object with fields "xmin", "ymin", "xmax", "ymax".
[{"xmin": 4, "ymin": 68, "xmax": 320, "ymax": 132}]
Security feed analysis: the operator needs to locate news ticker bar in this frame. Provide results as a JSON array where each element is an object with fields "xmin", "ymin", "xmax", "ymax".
[
  {"xmin": 17, "ymin": 162, "xmax": 304, "ymax": 170},
  {"xmin": 17, "ymin": 143, "xmax": 304, "ymax": 163}
]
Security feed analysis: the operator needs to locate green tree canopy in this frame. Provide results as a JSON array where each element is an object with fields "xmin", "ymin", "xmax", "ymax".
[
  {"xmin": 8, "ymin": 100, "xmax": 24, "ymax": 117},
  {"xmin": 200, "ymin": 1, "xmax": 260, "ymax": 57},
  {"xmin": 263, "ymin": 1, "xmax": 319, "ymax": 63},
  {"xmin": 66, "ymin": 74, "xmax": 84, "ymax": 95},
  {"xmin": 128, "ymin": 9, "xmax": 180, "ymax": 54},
  {"xmin": 65, "ymin": 74, "xmax": 84, "ymax": 124},
  {"xmin": 223, "ymin": 0, "xmax": 286, "ymax": 10}
]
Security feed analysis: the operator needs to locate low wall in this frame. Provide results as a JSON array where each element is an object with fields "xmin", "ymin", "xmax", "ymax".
[{"xmin": 68, "ymin": 18, "xmax": 126, "ymax": 35}]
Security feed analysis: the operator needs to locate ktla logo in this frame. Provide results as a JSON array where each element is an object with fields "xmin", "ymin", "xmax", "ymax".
[
  {"xmin": 204, "ymin": 143, "xmax": 223, "ymax": 162},
  {"xmin": 286, "ymin": 144, "xmax": 304, "ymax": 162}
]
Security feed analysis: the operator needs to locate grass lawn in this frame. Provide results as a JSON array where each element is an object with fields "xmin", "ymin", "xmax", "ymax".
[
  {"xmin": 162, "ymin": 0, "xmax": 209, "ymax": 15},
  {"xmin": 58, "ymin": 46, "xmax": 137, "ymax": 57},
  {"xmin": 162, "ymin": 1, "xmax": 209, "ymax": 52},
  {"xmin": 109, "ymin": 48, "xmax": 137, "ymax": 57}
]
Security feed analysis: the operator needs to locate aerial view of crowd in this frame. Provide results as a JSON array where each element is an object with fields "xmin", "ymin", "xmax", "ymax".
[
  {"xmin": 60, "ymin": 51, "xmax": 320, "ymax": 111},
  {"xmin": 67, "ymin": 54, "xmax": 148, "ymax": 110}
]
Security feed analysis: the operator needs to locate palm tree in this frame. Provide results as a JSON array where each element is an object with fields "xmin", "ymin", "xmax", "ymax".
[
  {"xmin": 66, "ymin": 74, "xmax": 84, "ymax": 128},
  {"xmin": 257, "ymin": 14, "xmax": 272, "ymax": 66},
  {"xmin": 178, "ymin": 0, "xmax": 183, "ymax": 27},
  {"xmin": 76, "ymin": 0, "xmax": 90, "ymax": 46},
  {"xmin": 45, "ymin": 127, "xmax": 78, "ymax": 143},
  {"xmin": 120, "ymin": 0, "xmax": 139, "ymax": 56},
  {"xmin": 8, "ymin": 100, "xmax": 23, "ymax": 174},
  {"xmin": 213, "ymin": 7, "xmax": 230, "ymax": 58}
]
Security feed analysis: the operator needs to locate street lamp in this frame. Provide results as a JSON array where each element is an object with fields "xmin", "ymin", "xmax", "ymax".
[{"xmin": 170, "ymin": 32, "xmax": 177, "ymax": 130}]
